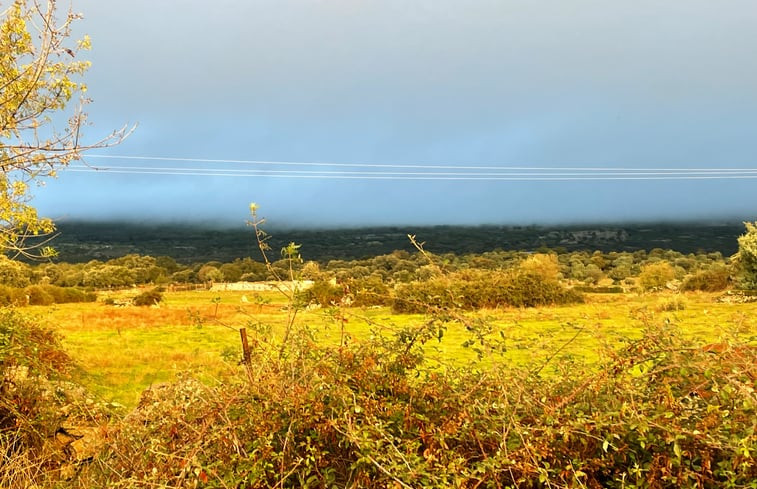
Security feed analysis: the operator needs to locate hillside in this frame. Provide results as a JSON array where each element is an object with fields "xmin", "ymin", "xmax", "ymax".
[{"xmin": 47, "ymin": 221, "xmax": 744, "ymax": 263}]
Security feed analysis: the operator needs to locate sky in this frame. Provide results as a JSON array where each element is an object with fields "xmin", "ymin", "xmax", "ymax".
[{"xmin": 31, "ymin": 0, "xmax": 757, "ymax": 227}]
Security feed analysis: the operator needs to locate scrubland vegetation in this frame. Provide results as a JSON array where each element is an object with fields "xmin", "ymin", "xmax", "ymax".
[
  {"xmin": 2, "ymin": 220, "xmax": 757, "ymax": 488},
  {"xmin": 0, "ymin": 239, "xmax": 736, "ymax": 294}
]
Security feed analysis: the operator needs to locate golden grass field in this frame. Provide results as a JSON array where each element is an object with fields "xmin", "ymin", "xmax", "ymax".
[{"xmin": 23, "ymin": 289, "xmax": 757, "ymax": 408}]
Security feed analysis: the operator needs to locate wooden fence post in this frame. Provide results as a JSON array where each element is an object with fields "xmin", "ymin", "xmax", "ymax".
[{"xmin": 239, "ymin": 327, "xmax": 253, "ymax": 383}]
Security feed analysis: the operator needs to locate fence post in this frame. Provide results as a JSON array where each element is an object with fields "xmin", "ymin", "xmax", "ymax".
[{"xmin": 239, "ymin": 327, "xmax": 253, "ymax": 383}]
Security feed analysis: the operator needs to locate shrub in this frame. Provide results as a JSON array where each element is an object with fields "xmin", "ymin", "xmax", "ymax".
[
  {"xmin": 0, "ymin": 285, "xmax": 12, "ymax": 305},
  {"xmin": 583, "ymin": 263, "xmax": 604, "ymax": 284},
  {"xmin": 7, "ymin": 285, "xmax": 97, "ymax": 306},
  {"xmin": 502, "ymin": 270, "xmax": 583, "ymax": 307},
  {"xmin": 0, "ymin": 310, "xmax": 71, "ymax": 375},
  {"xmin": 83, "ymin": 265, "xmax": 136, "ymax": 288},
  {"xmin": 198, "ymin": 265, "xmax": 224, "ymax": 283},
  {"xmin": 58, "ymin": 287, "xmax": 97, "ymax": 303},
  {"xmin": 655, "ymin": 296, "xmax": 687, "ymax": 312},
  {"xmin": 133, "ymin": 288, "xmax": 163, "ymax": 306},
  {"xmin": 392, "ymin": 276, "xmax": 457, "ymax": 313},
  {"xmin": 25, "ymin": 285, "xmax": 54, "ymax": 306},
  {"xmin": 0, "ymin": 285, "xmax": 27, "ymax": 306},
  {"xmin": 0, "ymin": 311, "xmax": 98, "ymax": 487},
  {"xmin": 735, "ymin": 221, "xmax": 757, "ymax": 289},
  {"xmin": 298, "ymin": 279, "xmax": 344, "ymax": 306},
  {"xmin": 0, "ymin": 256, "xmax": 32, "ymax": 287},
  {"xmin": 392, "ymin": 269, "xmax": 582, "ymax": 313},
  {"xmin": 638, "ymin": 261, "xmax": 676, "ymax": 291},
  {"xmin": 346, "ymin": 275, "xmax": 392, "ymax": 307},
  {"xmin": 681, "ymin": 265, "xmax": 731, "ymax": 292},
  {"xmin": 518, "ymin": 253, "xmax": 561, "ymax": 281}
]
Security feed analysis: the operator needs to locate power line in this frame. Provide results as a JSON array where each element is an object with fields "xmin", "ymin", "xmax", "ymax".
[
  {"xmin": 69, "ymin": 164, "xmax": 757, "ymax": 178},
  {"xmin": 67, "ymin": 166, "xmax": 757, "ymax": 181},
  {"xmin": 84, "ymin": 154, "xmax": 757, "ymax": 173},
  {"xmin": 72, "ymin": 154, "xmax": 757, "ymax": 181}
]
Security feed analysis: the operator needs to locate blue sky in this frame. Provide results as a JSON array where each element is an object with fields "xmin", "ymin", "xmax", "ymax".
[{"xmin": 33, "ymin": 0, "xmax": 757, "ymax": 227}]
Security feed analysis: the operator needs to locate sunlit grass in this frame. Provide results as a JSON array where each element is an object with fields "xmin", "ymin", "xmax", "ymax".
[{"xmin": 27, "ymin": 289, "xmax": 757, "ymax": 408}]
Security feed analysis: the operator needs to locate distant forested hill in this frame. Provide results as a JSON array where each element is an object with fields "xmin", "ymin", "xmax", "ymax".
[{"xmin": 43, "ymin": 221, "xmax": 745, "ymax": 263}]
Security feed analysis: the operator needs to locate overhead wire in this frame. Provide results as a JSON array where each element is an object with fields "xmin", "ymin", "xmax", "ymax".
[
  {"xmin": 66, "ymin": 167, "xmax": 757, "ymax": 181},
  {"xmin": 65, "ymin": 164, "xmax": 757, "ymax": 177},
  {"xmin": 84, "ymin": 154, "xmax": 757, "ymax": 173},
  {"xmin": 66, "ymin": 155, "xmax": 757, "ymax": 181}
]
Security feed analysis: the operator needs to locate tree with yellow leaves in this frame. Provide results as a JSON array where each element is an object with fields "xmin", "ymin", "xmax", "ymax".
[
  {"xmin": 0, "ymin": 0, "xmax": 130, "ymax": 258},
  {"xmin": 735, "ymin": 221, "xmax": 757, "ymax": 289}
]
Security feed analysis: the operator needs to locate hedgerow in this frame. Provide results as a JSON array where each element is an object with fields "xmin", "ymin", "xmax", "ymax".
[
  {"xmin": 0, "ymin": 310, "xmax": 105, "ymax": 488},
  {"xmin": 73, "ymin": 318, "xmax": 756, "ymax": 488},
  {"xmin": 392, "ymin": 268, "xmax": 583, "ymax": 313},
  {"xmin": 0, "ymin": 284, "xmax": 96, "ymax": 306}
]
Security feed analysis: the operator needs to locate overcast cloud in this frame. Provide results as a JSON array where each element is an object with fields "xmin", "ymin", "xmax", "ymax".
[{"xmin": 33, "ymin": 0, "xmax": 757, "ymax": 226}]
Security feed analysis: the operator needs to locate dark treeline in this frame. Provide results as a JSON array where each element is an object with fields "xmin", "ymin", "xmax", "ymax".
[{"xmin": 47, "ymin": 221, "xmax": 744, "ymax": 263}]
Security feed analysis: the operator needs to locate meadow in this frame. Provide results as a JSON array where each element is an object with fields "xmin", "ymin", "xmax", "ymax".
[
  {"xmin": 6, "ymin": 280, "xmax": 757, "ymax": 488},
  {"xmin": 26, "ymin": 287, "xmax": 757, "ymax": 409}
]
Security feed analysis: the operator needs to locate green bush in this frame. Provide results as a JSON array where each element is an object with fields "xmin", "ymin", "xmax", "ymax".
[
  {"xmin": 392, "ymin": 269, "xmax": 582, "ymax": 313},
  {"xmin": 502, "ymin": 270, "xmax": 583, "ymax": 307},
  {"xmin": 347, "ymin": 275, "xmax": 392, "ymax": 307},
  {"xmin": 639, "ymin": 261, "xmax": 676, "ymax": 291},
  {"xmin": 0, "ymin": 256, "xmax": 32, "ymax": 288},
  {"xmin": 392, "ymin": 277, "xmax": 454, "ymax": 313},
  {"xmin": 35, "ymin": 285, "xmax": 96, "ymax": 304},
  {"xmin": 0, "ymin": 285, "xmax": 27, "ymax": 306},
  {"xmin": 0, "ymin": 310, "xmax": 71, "ymax": 375},
  {"xmin": 681, "ymin": 265, "xmax": 730, "ymax": 292},
  {"xmin": 0, "ymin": 285, "xmax": 96, "ymax": 306},
  {"xmin": 25, "ymin": 285, "xmax": 54, "ymax": 306},
  {"xmin": 133, "ymin": 288, "xmax": 164, "ymax": 306},
  {"xmin": 655, "ymin": 296, "xmax": 687, "ymax": 312},
  {"xmin": 298, "ymin": 279, "xmax": 344, "ymax": 307},
  {"xmin": 58, "ymin": 286, "xmax": 97, "ymax": 303},
  {"xmin": 299, "ymin": 276, "xmax": 394, "ymax": 308},
  {"xmin": 0, "ymin": 285, "xmax": 12, "ymax": 305}
]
